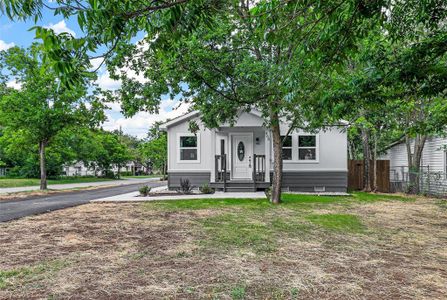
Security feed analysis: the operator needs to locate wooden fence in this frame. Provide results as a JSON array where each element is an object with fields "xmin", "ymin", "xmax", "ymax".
[{"xmin": 348, "ymin": 160, "xmax": 390, "ymax": 192}]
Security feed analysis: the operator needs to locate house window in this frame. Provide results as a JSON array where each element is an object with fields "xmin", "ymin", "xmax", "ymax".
[
  {"xmin": 281, "ymin": 136, "xmax": 292, "ymax": 160},
  {"xmin": 180, "ymin": 136, "xmax": 198, "ymax": 161},
  {"xmin": 298, "ymin": 135, "xmax": 317, "ymax": 160}
]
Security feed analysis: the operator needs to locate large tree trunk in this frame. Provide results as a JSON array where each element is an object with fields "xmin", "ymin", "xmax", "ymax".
[
  {"xmin": 39, "ymin": 140, "xmax": 47, "ymax": 190},
  {"xmin": 361, "ymin": 127, "xmax": 372, "ymax": 192},
  {"xmin": 372, "ymin": 132, "xmax": 378, "ymax": 192},
  {"xmin": 270, "ymin": 114, "xmax": 283, "ymax": 204},
  {"xmin": 406, "ymin": 134, "xmax": 426, "ymax": 194}
]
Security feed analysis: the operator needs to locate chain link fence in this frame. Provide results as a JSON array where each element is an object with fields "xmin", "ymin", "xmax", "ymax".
[{"xmin": 390, "ymin": 166, "xmax": 447, "ymax": 197}]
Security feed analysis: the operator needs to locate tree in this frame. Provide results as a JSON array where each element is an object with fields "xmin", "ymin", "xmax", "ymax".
[
  {"xmin": 0, "ymin": 46, "xmax": 104, "ymax": 189},
  {"xmin": 108, "ymin": 1, "xmax": 383, "ymax": 203},
  {"xmin": 1, "ymin": 0, "xmax": 222, "ymax": 87},
  {"xmin": 114, "ymin": 130, "xmax": 142, "ymax": 175},
  {"xmin": 79, "ymin": 130, "xmax": 133, "ymax": 178},
  {"xmin": 0, "ymin": 127, "xmax": 81, "ymax": 178},
  {"xmin": 320, "ymin": 13, "xmax": 447, "ymax": 194},
  {"xmin": 317, "ymin": 32, "xmax": 392, "ymax": 191},
  {"xmin": 139, "ymin": 122, "xmax": 168, "ymax": 177}
]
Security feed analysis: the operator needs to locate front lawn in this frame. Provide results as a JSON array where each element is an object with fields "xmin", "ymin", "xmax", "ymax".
[
  {"xmin": 0, "ymin": 177, "xmax": 118, "ymax": 188},
  {"xmin": 0, "ymin": 192, "xmax": 446, "ymax": 299}
]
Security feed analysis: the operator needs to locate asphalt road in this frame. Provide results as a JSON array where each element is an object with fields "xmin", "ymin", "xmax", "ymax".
[{"xmin": 0, "ymin": 180, "xmax": 165, "ymax": 222}]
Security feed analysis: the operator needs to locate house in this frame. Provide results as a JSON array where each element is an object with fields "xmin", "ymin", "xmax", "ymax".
[
  {"xmin": 160, "ymin": 110, "xmax": 348, "ymax": 192},
  {"xmin": 62, "ymin": 161, "xmax": 150, "ymax": 177},
  {"xmin": 383, "ymin": 137, "xmax": 447, "ymax": 195}
]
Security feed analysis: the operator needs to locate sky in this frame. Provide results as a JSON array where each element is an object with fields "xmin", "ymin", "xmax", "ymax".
[{"xmin": 0, "ymin": 7, "xmax": 189, "ymax": 139}]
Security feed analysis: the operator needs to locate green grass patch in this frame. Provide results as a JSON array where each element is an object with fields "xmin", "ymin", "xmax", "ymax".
[
  {"xmin": 270, "ymin": 217, "xmax": 312, "ymax": 234},
  {"xmin": 0, "ymin": 260, "xmax": 69, "ymax": 290},
  {"xmin": 0, "ymin": 177, "xmax": 118, "ymax": 188},
  {"xmin": 197, "ymin": 210, "xmax": 313, "ymax": 253},
  {"xmin": 281, "ymin": 193, "xmax": 347, "ymax": 205},
  {"xmin": 230, "ymin": 285, "xmax": 246, "ymax": 300},
  {"xmin": 142, "ymin": 192, "xmax": 411, "ymax": 212},
  {"xmin": 351, "ymin": 191, "xmax": 407, "ymax": 202},
  {"xmin": 198, "ymin": 213, "xmax": 277, "ymax": 253},
  {"xmin": 306, "ymin": 214, "xmax": 365, "ymax": 233},
  {"xmin": 144, "ymin": 198, "xmax": 271, "ymax": 211}
]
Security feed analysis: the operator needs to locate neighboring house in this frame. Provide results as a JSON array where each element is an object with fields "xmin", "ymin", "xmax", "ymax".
[
  {"xmin": 62, "ymin": 161, "xmax": 149, "ymax": 177},
  {"xmin": 384, "ymin": 137, "xmax": 447, "ymax": 194},
  {"xmin": 0, "ymin": 167, "xmax": 7, "ymax": 177},
  {"xmin": 160, "ymin": 110, "xmax": 348, "ymax": 192},
  {"xmin": 385, "ymin": 137, "xmax": 447, "ymax": 176}
]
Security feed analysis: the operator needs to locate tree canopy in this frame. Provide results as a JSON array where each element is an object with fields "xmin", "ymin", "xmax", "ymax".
[{"xmin": 0, "ymin": 45, "xmax": 105, "ymax": 188}]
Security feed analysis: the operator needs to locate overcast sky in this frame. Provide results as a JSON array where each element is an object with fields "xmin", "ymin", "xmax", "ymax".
[{"xmin": 0, "ymin": 10, "xmax": 189, "ymax": 139}]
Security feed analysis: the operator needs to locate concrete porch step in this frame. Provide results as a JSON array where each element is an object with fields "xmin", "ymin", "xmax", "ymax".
[{"xmin": 210, "ymin": 181, "xmax": 270, "ymax": 192}]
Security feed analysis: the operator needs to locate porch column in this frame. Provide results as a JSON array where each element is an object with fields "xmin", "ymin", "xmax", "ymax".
[
  {"xmin": 210, "ymin": 129, "xmax": 216, "ymax": 182},
  {"xmin": 265, "ymin": 130, "xmax": 271, "ymax": 183}
]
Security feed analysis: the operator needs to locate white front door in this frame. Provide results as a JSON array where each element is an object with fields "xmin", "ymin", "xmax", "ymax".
[{"xmin": 232, "ymin": 135, "xmax": 253, "ymax": 179}]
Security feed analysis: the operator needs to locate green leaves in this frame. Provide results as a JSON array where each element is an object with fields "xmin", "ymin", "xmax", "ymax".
[
  {"xmin": 0, "ymin": 45, "xmax": 104, "ymax": 155},
  {"xmin": 2, "ymin": 0, "xmax": 221, "ymax": 88}
]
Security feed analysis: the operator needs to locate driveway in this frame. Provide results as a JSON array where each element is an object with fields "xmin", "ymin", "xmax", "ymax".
[{"xmin": 0, "ymin": 180, "xmax": 165, "ymax": 222}]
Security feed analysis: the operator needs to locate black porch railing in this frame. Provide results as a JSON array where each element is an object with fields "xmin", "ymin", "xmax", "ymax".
[
  {"xmin": 215, "ymin": 154, "xmax": 227, "ymax": 192},
  {"xmin": 253, "ymin": 154, "xmax": 266, "ymax": 190},
  {"xmin": 215, "ymin": 154, "xmax": 266, "ymax": 192}
]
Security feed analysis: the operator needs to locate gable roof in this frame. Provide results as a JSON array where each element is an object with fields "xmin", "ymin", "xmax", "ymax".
[
  {"xmin": 159, "ymin": 111, "xmax": 200, "ymax": 131},
  {"xmin": 159, "ymin": 108, "xmax": 349, "ymax": 131},
  {"xmin": 159, "ymin": 109, "xmax": 263, "ymax": 130}
]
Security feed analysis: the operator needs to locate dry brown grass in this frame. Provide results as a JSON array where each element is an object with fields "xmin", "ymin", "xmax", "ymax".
[
  {"xmin": 0, "ymin": 194, "xmax": 446, "ymax": 299},
  {"xmin": 0, "ymin": 185, "xmax": 117, "ymax": 202}
]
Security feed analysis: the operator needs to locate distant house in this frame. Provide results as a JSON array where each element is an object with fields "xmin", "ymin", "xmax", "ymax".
[
  {"xmin": 62, "ymin": 161, "xmax": 150, "ymax": 177},
  {"xmin": 160, "ymin": 109, "xmax": 348, "ymax": 192},
  {"xmin": 385, "ymin": 137, "xmax": 447, "ymax": 176},
  {"xmin": 0, "ymin": 167, "xmax": 7, "ymax": 177},
  {"xmin": 384, "ymin": 136, "xmax": 447, "ymax": 194}
]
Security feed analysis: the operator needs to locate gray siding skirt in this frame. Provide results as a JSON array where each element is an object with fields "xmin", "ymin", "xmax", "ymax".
[
  {"xmin": 168, "ymin": 171, "xmax": 347, "ymax": 192},
  {"xmin": 168, "ymin": 172, "xmax": 211, "ymax": 189},
  {"xmin": 279, "ymin": 171, "xmax": 347, "ymax": 192}
]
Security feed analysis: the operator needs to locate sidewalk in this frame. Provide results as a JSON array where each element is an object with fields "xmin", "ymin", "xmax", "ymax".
[
  {"xmin": 0, "ymin": 177, "xmax": 160, "ymax": 194},
  {"xmin": 92, "ymin": 186, "xmax": 268, "ymax": 202}
]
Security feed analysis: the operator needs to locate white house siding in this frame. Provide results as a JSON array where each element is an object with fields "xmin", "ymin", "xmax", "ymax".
[
  {"xmin": 388, "ymin": 137, "xmax": 447, "ymax": 173},
  {"xmin": 166, "ymin": 111, "xmax": 348, "ymax": 192},
  {"xmin": 387, "ymin": 137, "xmax": 447, "ymax": 195},
  {"xmin": 167, "ymin": 116, "xmax": 213, "ymax": 173},
  {"xmin": 280, "ymin": 127, "xmax": 348, "ymax": 172}
]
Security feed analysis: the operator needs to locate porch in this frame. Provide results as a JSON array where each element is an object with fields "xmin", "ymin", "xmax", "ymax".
[{"xmin": 210, "ymin": 126, "xmax": 272, "ymax": 192}]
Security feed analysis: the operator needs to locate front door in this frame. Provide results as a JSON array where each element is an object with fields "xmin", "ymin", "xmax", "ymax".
[{"xmin": 232, "ymin": 135, "xmax": 253, "ymax": 179}]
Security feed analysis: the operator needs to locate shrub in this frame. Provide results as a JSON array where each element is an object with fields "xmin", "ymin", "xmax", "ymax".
[
  {"xmin": 120, "ymin": 171, "xmax": 133, "ymax": 176},
  {"xmin": 199, "ymin": 184, "xmax": 214, "ymax": 194},
  {"xmin": 139, "ymin": 185, "xmax": 151, "ymax": 196},
  {"xmin": 265, "ymin": 187, "xmax": 272, "ymax": 200},
  {"xmin": 178, "ymin": 178, "xmax": 194, "ymax": 194},
  {"xmin": 103, "ymin": 170, "xmax": 117, "ymax": 179}
]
